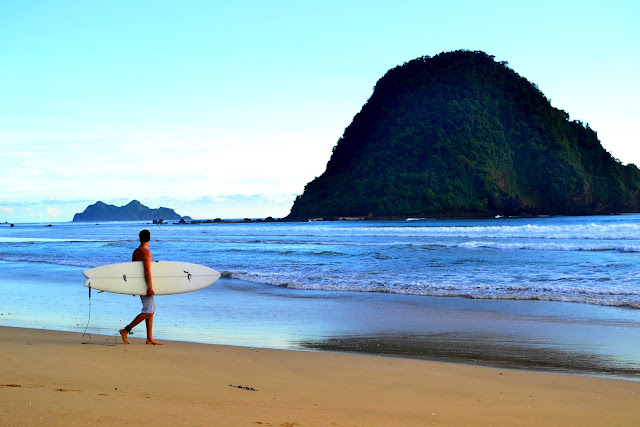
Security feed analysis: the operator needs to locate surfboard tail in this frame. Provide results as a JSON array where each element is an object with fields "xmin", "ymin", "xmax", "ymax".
[{"xmin": 84, "ymin": 279, "xmax": 91, "ymax": 288}]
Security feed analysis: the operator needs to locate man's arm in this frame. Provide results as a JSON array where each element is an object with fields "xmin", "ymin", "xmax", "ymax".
[
  {"xmin": 133, "ymin": 247, "xmax": 155, "ymax": 296},
  {"xmin": 142, "ymin": 257, "xmax": 154, "ymax": 296}
]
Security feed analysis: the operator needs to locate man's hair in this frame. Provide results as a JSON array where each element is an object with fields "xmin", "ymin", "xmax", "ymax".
[{"xmin": 139, "ymin": 229, "xmax": 151, "ymax": 243}]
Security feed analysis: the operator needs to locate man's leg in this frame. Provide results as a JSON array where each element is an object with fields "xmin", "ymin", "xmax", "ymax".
[
  {"xmin": 145, "ymin": 313, "xmax": 163, "ymax": 345},
  {"xmin": 119, "ymin": 313, "xmax": 151, "ymax": 344}
]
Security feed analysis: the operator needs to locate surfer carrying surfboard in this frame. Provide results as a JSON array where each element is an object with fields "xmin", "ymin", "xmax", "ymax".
[{"xmin": 119, "ymin": 230, "xmax": 163, "ymax": 345}]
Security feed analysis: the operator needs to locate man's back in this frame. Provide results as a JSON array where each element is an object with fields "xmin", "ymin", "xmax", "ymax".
[{"xmin": 132, "ymin": 245, "xmax": 152, "ymax": 262}]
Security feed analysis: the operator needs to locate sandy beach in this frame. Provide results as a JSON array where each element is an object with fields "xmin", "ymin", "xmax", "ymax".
[{"xmin": 1, "ymin": 326, "xmax": 639, "ymax": 426}]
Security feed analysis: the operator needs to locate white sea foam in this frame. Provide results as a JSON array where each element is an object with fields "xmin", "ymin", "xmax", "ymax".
[
  {"xmin": 344, "ymin": 222, "xmax": 640, "ymax": 240},
  {"xmin": 228, "ymin": 269, "xmax": 640, "ymax": 309},
  {"xmin": 0, "ymin": 256, "xmax": 96, "ymax": 268},
  {"xmin": 0, "ymin": 237, "xmax": 101, "ymax": 243},
  {"xmin": 456, "ymin": 241, "xmax": 640, "ymax": 252}
]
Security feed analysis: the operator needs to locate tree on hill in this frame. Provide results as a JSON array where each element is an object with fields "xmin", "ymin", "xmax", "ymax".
[{"xmin": 287, "ymin": 50, "xmax": 640, "ymax": 219}]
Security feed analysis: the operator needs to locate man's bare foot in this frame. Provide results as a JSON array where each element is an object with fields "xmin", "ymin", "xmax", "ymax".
[
  {"xmin": 146, "ymin": 339, "xmax": 163, "ymax": 345},
  {"xmin": 119, "ymin": 329, "xmax": 130, "ymax": 344}
]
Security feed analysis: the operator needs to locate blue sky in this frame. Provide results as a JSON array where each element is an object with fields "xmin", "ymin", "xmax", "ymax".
[{"xmin": 1, "ymin": 0, "xmax": 638, "ymax": 222}]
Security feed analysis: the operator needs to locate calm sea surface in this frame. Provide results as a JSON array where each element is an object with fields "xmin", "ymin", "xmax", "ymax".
[{"xmin": 1, "ymin": 215, "xmax": 640, "ymax": 377}]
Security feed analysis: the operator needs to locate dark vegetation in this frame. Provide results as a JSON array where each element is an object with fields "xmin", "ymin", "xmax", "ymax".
[{"xmin": 288, "ymin": 50, "xmax": 640, "ymax": 219}]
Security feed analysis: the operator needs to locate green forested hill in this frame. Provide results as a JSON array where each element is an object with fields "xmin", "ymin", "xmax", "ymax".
[{"xmin": 288, "ymin": 50, "xmax": 640, "ymax": 219}]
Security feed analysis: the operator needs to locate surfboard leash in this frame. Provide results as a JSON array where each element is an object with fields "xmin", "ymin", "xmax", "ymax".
[
  {"xmin": 81, "ymin": 285, "xmax": 93, "ymax": 344},
  {"xmin": 81, "ymin": 284, "xmax": 118, "ymax": 346}
]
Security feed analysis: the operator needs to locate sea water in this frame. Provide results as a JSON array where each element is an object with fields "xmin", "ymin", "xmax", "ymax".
[
  {"xmin": 3, "ymin": 215, "xmax": 639, "ymax": 307},
  {"xmin": 1, "ymin": 215, "xmax": 639, "ymax": 377}
]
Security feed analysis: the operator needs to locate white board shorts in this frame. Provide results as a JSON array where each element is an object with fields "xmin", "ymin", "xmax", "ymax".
[{"xmin": 140, "ymin": 295, "xmax": 156, "ymax": 314}]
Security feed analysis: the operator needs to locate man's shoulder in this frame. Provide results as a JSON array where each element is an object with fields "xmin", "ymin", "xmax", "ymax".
[{"xmin": 132, "ymin": 246, "xmax": 152, "ymax": 262}]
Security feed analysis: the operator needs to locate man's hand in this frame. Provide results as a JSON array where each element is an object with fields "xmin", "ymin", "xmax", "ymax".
[{"xmin": 146, "ymin": 287, "xmax": 155, "ymax": 297}]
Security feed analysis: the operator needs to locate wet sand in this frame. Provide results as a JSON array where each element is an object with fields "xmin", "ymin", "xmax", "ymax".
[
  {"xmin": 1, "ymin": 326, "xmax": 639, "ymax": 426},
  {"xmin": 300, "ymin": 331, "xmax": 640, "ymax": 377},
  {"xmin": 2, "ymin": 273, "xmax": 640, "ymax": 380}
]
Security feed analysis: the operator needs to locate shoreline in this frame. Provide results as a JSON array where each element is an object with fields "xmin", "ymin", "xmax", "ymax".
[
  {"xmin": 25, "ymin": 210, "xmax": 633, "ymax": 226},
  {"xmin": 2, "ymin": 326, "xmax": 639, "ymax": 426},
  {"xmin": 8, "ymin": 319, "xmax": 640, "ymax": 382},
  {"xmin": 3, "ymin": 273, "xmax": 640, "ymax": 381}
]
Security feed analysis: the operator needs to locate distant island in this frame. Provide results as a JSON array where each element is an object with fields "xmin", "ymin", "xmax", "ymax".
[
  {"xmin": 287, "ymin": 50, "xmax": 640, "ymax": 220},
  {"xmin": 73, "ymin": 200, "xmax": 185, "ymax": 222}
]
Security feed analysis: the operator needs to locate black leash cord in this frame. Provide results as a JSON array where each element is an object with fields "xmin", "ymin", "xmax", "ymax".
[{"xmin": 81, "ymin": 285, "xmax": 118, "ymax": 346}]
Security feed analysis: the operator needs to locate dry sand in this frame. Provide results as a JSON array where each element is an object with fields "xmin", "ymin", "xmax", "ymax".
[{"xmin": 1, "ymin": 326, "xmax": 639, "ymax": 426}]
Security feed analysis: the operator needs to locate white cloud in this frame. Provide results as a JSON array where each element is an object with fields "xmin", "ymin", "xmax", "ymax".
[
  {"xmin": 0, "ymin": 206, "xmax": 13, "ymax": 214},
  {"xmin": 27, "ymin": 209, "xmax": 42, "ymax": 218},
  {"xmin": 46, "ymin": 207, "xmax": 61, "ymax": 217}
]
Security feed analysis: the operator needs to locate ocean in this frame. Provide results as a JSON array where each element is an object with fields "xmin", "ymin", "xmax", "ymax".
[{"xmin": 1, "ymin": 215, "xmax": 639, "ymax": 378}]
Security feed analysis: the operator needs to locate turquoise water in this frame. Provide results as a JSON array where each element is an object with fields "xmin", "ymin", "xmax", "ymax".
[{"xmin": 1, "ymin": 216, "xmax": 639, "ymax": 378}]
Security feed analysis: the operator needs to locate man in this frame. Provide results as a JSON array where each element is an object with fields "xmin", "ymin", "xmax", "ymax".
[{"xmin": 119, "ymin": 229, "xmax": 163, "ymax": 345}]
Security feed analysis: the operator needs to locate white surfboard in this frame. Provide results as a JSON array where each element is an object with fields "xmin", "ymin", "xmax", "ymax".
[{"xmin": 83, "ymin": 261, "xmax": 220, "ymax": 295}]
